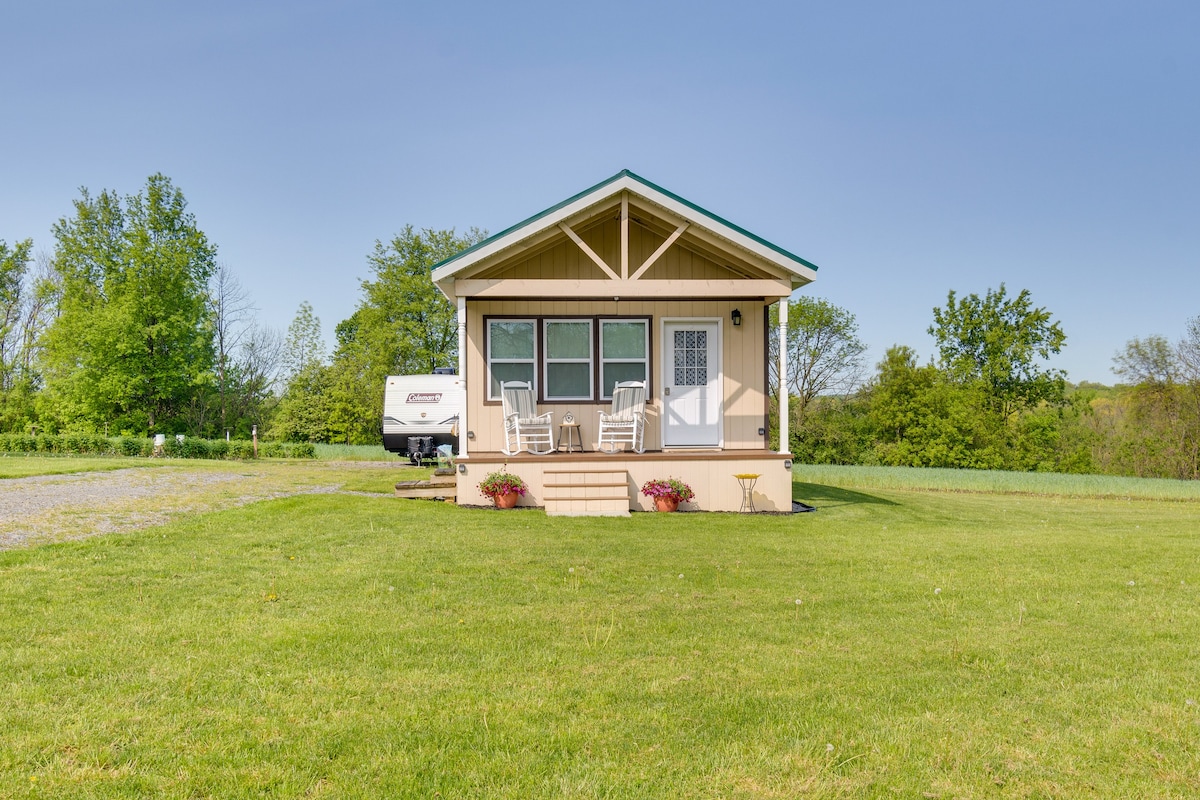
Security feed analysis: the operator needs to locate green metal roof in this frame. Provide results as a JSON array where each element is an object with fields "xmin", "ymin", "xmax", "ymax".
[{"xmin": 429, "ymin": 169, "xmax": 820, "ymax": 275}]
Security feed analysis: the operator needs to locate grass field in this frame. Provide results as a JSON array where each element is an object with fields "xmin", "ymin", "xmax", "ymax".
[
  {"xmin": 0, "ymin": 455, "xmax": 180, "ymax": 480},
  {"xmin": 312, "ymin": 443, "xmax": 395, "ymax": 462},
  {"xmin": 2, "ymin": 464, "xmax": 1200, "ymax": 797}
]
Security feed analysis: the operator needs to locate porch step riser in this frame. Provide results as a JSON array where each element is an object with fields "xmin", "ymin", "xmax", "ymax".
[{"xmin": 543, "ymin": 469, "xmax": 631, "ymax": 517}]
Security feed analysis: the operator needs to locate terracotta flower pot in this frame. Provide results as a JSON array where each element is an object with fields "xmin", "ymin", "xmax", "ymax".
[
  {"xmin": 494, "ymin": 491, "xmax": 520, "ymax": 509},
  {"xmin": 654, "ymin": 496, "xmax": 680, "ymax": 512}
]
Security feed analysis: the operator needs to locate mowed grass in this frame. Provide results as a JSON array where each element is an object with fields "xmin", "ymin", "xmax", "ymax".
[
  {"xmin": 0, "ymin": 455, "xmax": 180, "ymax": 480},
  {"xmin": 313, "ymin": 443, "xmax": 395, "ymax": 462},
  {"xmin": 795, "ymin": 463, "xmax": 1200, "ymax": 501},
  {"xmin": 3, "ymin": 472, "xmax": 1200, "ymax": 797}
]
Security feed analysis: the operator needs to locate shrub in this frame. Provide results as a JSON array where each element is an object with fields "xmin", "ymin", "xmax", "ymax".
[
  {"xmin": 0, "ymin": 434, "xmax": 36, "ymax": 453},
  {"xmin": 285, "ymin": 442, "xmax": 316, "ymax": 459},
  {"xmin": 227, "ymin": 441, "xmax": 256, "ymax": 460},
  {"xmin": 117, "ymin": 437, "xmax": 146, "ymax": 457},
  {"xmin": 260, "ymin": 442, "xmax": 285, "ymax": 458}
]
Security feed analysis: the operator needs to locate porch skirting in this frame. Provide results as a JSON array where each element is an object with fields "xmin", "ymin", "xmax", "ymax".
[{"xmin": 455, "ymin": 450, "xmax": 793, "ymax": 513}]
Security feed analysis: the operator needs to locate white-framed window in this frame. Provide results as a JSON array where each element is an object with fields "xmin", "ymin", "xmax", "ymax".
[
  {"xmin": 600, "ymin": 319, "xmax": 648, "ymax": 398},
  {"xmin": 487, "ymin": 319, "xmax": 536, "ymax": 400},
  {"xmin": 543, "ymin": 319, "xmax": 593, "ymax": 400},
  {"xmin": 485, "ymin": 315, "xmax": 651, "ymax": 402}
]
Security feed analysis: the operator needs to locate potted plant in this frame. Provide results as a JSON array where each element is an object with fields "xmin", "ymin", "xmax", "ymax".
[
  {"xmin": 478, "ymin": 469, "xmax": 528, "ymax": 509},
  {"xmin": 640, "ymin": 477, "xmax": 694, "ymax": 512}
]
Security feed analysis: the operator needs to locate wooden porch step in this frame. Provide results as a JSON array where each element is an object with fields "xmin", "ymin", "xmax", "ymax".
[
  {"xmin": 542, "ymin": 469, "xmax": 631, "ymax": 517},
  {"xmin": 395, "ymin": 469, "xmax": 456, "ymax": 501}
]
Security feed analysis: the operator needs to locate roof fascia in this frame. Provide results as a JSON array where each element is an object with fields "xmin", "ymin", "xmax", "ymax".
[{"xmin": 432, "ymin": 170, "xmax": 819, "ymax": 294}]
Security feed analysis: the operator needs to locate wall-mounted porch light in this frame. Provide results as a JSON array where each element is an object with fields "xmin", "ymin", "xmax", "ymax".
[{"xmin": 731, "ymin": 308, "xmax": 742, "ymax": 327}]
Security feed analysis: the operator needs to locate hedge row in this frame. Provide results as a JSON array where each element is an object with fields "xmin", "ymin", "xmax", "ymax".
[{"xmin": 0, "ymin": 434, "xmax": 316, "ymax": 460}]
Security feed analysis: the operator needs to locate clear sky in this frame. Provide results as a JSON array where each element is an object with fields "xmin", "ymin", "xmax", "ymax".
[{"xmin": 4, "ymin": 0, "xmax": 1197, "ymax": 383}]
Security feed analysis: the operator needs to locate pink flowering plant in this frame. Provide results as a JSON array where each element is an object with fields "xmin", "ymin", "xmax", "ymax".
[
  {"xmin": 478, "ymin": 469, "xmax": 528, "ymax": 499},
  {"xmin": 640, "ymin": 477, "xmax": 694, "ymax": 504}
]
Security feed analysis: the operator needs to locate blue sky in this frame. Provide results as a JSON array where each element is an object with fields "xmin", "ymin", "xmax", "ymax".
[{"xmin": 4, "ymin": 0, "xmax": 1197, "ymax": 383}]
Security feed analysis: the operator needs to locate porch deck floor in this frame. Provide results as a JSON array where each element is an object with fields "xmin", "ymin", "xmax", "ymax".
[{"xmin": 459, "ymin": 449, "xmax": 791, "ymax": 464}]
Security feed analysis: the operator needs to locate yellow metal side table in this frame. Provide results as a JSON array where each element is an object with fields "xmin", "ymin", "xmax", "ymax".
[{"xmin": 735, "ymin": 473, "xmax": 761, "ymax": 513}]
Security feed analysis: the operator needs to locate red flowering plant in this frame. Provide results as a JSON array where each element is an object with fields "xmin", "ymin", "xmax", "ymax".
[
  {"xmin": 640, "ymin": 477, "xmax": 694, "ymax": 504},
  {"xmin": 478, "ymin": 469, "xmax": 528, "ymax": 499}
]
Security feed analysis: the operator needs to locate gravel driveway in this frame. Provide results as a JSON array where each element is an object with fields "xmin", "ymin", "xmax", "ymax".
[{"xmin": 0, "ymin": 465, "xmax": 375, "ymax": 550}]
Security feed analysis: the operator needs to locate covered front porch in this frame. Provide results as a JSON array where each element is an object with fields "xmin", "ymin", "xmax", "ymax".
[{"xmin": 455, "ymin": 449, "xmax": 794, "ymax": 514}]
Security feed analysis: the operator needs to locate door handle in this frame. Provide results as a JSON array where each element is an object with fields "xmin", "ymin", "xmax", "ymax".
[{"xmin": 664, "ymin": 387, "xmax": 670, "ymax": 396}]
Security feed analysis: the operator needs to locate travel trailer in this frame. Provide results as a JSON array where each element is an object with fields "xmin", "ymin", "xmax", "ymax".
[{"xmin": 382, "ymin": 373, "xmax": 464, "ymax": 463}]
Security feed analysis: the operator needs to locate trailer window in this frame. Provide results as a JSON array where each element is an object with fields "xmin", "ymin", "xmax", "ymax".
[{"xmin": 599, "ymin": 320, "xmax": 648, "ymax": 399}]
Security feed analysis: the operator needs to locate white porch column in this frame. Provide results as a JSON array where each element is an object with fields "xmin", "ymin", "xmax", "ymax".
[
  {"xmin": 778, "ymin": 298, "xmax": 789, "ymax": 454},
  {"xmin": 457, "ymin": 295, "xmax": 468, "ymax": 458}
]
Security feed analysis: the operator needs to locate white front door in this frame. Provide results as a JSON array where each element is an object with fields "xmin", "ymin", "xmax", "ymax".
[{"xmin": 662, "ymin": 320, "xmax": 721, "ymax": 447}]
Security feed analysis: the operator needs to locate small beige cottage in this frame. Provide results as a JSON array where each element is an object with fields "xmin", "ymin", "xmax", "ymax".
[{"xmin": 431, "ymin": 170, "xmax": 818, "ymax": 514}]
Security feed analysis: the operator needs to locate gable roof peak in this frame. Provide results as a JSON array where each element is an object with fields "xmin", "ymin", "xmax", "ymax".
[{"xmin": 431, "ymin": 170, "xmax": 819, "ymax": 297}]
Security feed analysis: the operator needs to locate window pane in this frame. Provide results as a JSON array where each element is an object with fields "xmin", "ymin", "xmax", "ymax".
[
  {"xmin": 546, "ymin": 363, "xmax": 590, "ymax": 398},
  {"xmin": 602, "ymin": 322, "xmax": 646, "ymax": 359},
  {"xmin": 490, "ymin": 321, "xmax": 535, "ymax": 359},
  {"xmin": 602, "ymin": 363, "xmax": 646, "ymax": 397},
  {"xmin": 491, "ymin": 363, "xmax": 535, "ymax": 398},
  {"xmin": 546, "ymin": 321, "xmax": 590, "ymax": 359}
]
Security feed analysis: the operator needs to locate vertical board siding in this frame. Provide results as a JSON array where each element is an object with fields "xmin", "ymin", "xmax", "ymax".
[{"xmin": 468, "ymin": 298, "xmax": 769, "ymax": 453}]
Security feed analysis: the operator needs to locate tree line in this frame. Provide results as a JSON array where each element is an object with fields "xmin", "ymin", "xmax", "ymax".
[
  {"xmin": 4, "ymin": 173, "xmax": 1197, "ymax": 479},
  {"xmin": 777, "ymin": 289, "xmax": 1200, "ymax": 480},
  {"xmin": 0, "ymin": 174, "xmax": 479, "ymax": 443}
]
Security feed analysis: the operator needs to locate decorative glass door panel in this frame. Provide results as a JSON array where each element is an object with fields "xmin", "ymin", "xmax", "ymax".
[{"xmin": 662, "ymin": 321, "xmax": 720, "ymax": 447}]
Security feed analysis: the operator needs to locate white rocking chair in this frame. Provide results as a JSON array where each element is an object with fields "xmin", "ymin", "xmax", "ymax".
[
  {"xmin": 500, "ymin": 381, "xmax": 554, "ymax": 455},
  {"xmin": 597, "ymin": 380, "xmax": 646, "ymax": 453}
]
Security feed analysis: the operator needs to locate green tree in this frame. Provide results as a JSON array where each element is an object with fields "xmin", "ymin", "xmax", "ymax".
[
  {"xmin": 273, "ymin": 302, "xmax": 330, "ymax": 442},
  {"xmin": 1113, "ymin": 335, "xmax": 1178, "ymax": 386},
  {"xmin": 39, "ymin": 175, "xmax": 217, "ymax": 434},
  {"xmin": 768, "ymin": 296, "xmax": 867, "ymax": 424},
  {"xmin": 322, "ymin": 227, "xmax": 485, "ymax": 444},
  {"xmin": 281, "ymin": 301, "xmax": 325, "ymax": 383},
  {"xmin": 1109, "ymin": 325, "xmax": 1200, "ymax": 479},
  {"xmin": 929, "ymin": 284, "xmax": 1067, "ymax": 421},
  {"xmin": 343, "ymin": 226, "xmax": 485, "ymax": 377},
  {"xmin": 866, "ymin": 346, "xmax": 1005, "ymax": 469},
  {"xmin": 272, "ymin": 361, "xmax": 334, "ymax": 443}
]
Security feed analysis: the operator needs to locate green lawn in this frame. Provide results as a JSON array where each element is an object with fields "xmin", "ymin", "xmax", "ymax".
[
  {"xmin": 0, "ymin": 455, "xmax": 179, "ymax": 480},
  {"xmin": 2, "ymin": 468, "xmax": 1200, "ymax": 797}
]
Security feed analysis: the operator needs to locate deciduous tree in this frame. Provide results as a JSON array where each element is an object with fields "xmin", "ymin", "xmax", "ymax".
[
  {"xmin": 768, "ymin": 296, "xmax": 867, "ymax": 424},
  {"xmin": 39, "ymin": 175, "xmax": 217, "ymax": 434},
  {"xmin": 344, "ymin": 226, "xmax": 486, "ymax": 377},
  {"xmin": 929, "ymin": 284, "xmax": 1067, "ymax": 421},
  {"xmin": 0, "ymin": 239, "xmax": 51, "ymax": 430},
  {"xmin": 281, "ymin": 301, "xmax": 325, "ymax": 382}
]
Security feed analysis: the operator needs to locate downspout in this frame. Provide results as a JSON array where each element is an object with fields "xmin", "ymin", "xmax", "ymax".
[
  {"xmin": 457, "ymin": 295, "xmax": 468, "ymax": 458},
  {"xmin": 778, "ymin": 298, "xmax": 789, "ymax": 454}
]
